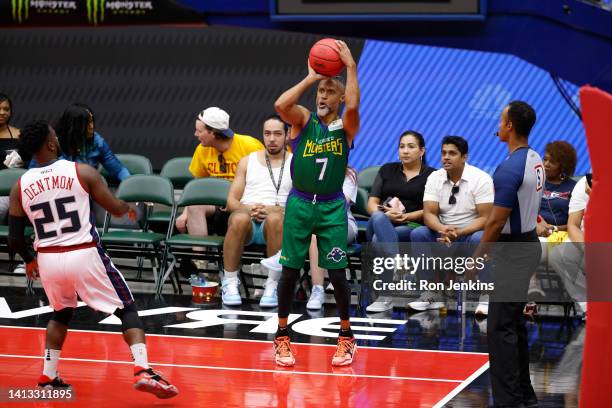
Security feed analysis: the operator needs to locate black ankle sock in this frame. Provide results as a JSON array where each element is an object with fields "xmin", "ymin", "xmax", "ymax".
[
  {"xmin": 276, "ymin": 326, "xmax": 289, "ymax": 338},
  {"xmin": 339, "ymin": 328, "xmax": 354, "ymax": 338}
]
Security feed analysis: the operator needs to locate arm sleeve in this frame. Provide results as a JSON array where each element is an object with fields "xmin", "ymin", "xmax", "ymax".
[
  {"xmin": 474, "ymin": 174, "xmax": 495, "ymax": 204},
  {"xmin": 188, "ymin": 146, "xmax": 209, "ymax": 178},
  {"xmin": 369, "ymin": 172, "xmax": 384, "ymax": 199},
  {"xmin": 98, "ymin": 136, "xmax": 131, "ymax": 181},
  {"xmin": 493, "ymin": 166, "xmax": 521, "ymax": 208},
  {"xmin": 568, "ymin": 177, "xmax": 588, "ymax": 213},
  {"xmin": 8, "ymin": 215, "xmax": 35, "ymax": 263},
  {"xmin": 422, "ymin": 172, "xmax": 439, "ymax": 202}
]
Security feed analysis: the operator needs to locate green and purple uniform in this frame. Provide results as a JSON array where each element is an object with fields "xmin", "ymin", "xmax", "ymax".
[{"xmin": 280, "ymin": 112, "xmax": 350, "ymax": 269}]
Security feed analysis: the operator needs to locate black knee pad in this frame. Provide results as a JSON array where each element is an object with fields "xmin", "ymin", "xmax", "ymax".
[
  {"xmin": 114, "ymin": 303, "xmax": 143, "ymax": 331},
  {"xmin": 51, "ymin": 307, "xmax": 74, "ymax": 326}
]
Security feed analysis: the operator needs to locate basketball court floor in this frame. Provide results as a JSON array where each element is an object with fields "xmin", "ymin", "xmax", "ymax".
[{"xmin": 0, "ymin": 273, "xmax": 583, "ymax": 407}]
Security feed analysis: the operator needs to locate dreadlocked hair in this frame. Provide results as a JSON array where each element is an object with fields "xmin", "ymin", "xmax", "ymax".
[{"xmin": 55, "ymin": 104, "xmax": 93, "ymax": 160}]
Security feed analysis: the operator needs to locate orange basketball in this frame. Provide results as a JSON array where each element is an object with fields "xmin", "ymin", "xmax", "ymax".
[{"xmin": 308, "ymin": 38, "xmax": 345, "ymax": 77}]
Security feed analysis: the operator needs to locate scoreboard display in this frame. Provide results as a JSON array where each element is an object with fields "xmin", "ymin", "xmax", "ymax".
[{"xmin": 271, "ymin": 0, "xmax": 485, "ymax": 21}]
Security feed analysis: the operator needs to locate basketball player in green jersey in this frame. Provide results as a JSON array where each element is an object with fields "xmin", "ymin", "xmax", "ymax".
[{"xmin": 273, "ymin": 40, "xmax": 360, "ymax": 367}]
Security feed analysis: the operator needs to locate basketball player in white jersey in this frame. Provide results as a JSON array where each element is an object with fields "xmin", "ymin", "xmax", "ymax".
[{"xmin": 8, "ymin": 120, "xmax": 178, "ymax": 399}]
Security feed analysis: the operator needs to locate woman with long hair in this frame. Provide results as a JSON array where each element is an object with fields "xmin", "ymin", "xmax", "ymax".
[
  {"xmin": 30, "ymin": 103, "xmax": 129, "ymax": 181},
  {"xmin": 0, "ymin": 93, "xmax": 21, "ymax": 170},
  {"xmin": 365, "ymin": 130, "xmax": 435, "ymax": 312}
]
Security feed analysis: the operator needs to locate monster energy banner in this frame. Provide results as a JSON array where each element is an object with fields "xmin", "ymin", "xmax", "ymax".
[{"xmin": 1, "ymin": 0, "xmax": 203, "ymax": 25}]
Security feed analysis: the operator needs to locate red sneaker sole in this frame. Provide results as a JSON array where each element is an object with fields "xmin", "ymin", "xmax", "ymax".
[{"xmin": 134, "ymin": 379, "xmax": 178, "ymax": 399}]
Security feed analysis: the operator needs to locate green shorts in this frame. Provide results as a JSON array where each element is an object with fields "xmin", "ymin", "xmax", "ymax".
[{"xmin": 280, "ymin": 195, "xmax": 348, "ymax": 269}]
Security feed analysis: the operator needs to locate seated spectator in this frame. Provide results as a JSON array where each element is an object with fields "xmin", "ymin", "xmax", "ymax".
[
  {"xmin": 0, "ymin": 93, "xmax": 25, "ymax": 275},
  {"xmin": 365, "ymin": 130, "xmax": 435, "ymax": 313},
  {"xmin": 0, "ymin": 93, "xmax": 22, "ymax": 223},
  {"xmin": 30, "ymin": 103, "xmax": 130, "ymax": 181},
  {"xmin": 549, "ymin": 175, "xmax": 590, "ymax": 316},
  {"xmin": 536, "ymin": 141, "xmax": 578, "ymax": 237},
  {"xmin": 221, "ymin": 115, "xmax": 292, "ymax": 307},
  {"xmin": 410, "ymin": 136, "xmax": 493, "ymax": 314},
  {"xmin": 306, "ymin": 167, "xmax": 359, "ymax": 310},
  {"xmin": 175, "ymin": 107, "xmax": 263, "ymax": 270},
  {"xmin": 527, "ymin": 140, "xmax": 577, "ymax": 303}
]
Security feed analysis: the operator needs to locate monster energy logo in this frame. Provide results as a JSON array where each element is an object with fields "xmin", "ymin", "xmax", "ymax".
[
  {"xmin": 11, "ymin": 0, "xmax": 77, "ymax": 23},
  {"xmin": 86, "ymin": 0, "xmax": 105, "ymax": 25},
  {"xmin": 11, "ymin": 0, "xmax": 30, "ymax": 23}
]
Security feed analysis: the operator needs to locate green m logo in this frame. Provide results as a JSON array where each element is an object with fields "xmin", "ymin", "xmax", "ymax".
[
  {"xmin": 11, "ymin": 0, "xmax": 29, "ymax": 23},
  {"xmin": 86, "ymin": 0, "xmax": 105, "ymax": 24}
]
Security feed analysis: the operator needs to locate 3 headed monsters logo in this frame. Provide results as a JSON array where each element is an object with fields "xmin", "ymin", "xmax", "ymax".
[{"xmin": 327, "ymin": 247, "xmax": 347, "ymax": 263}]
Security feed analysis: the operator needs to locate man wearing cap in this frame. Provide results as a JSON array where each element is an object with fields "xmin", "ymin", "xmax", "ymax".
[{"xmin": 175, "ymin": 107, "xmax": 263, "ymax": 258}]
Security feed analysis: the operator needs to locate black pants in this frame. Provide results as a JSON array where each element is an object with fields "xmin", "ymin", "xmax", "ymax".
[{"xmin": 487, "ymin": 231, "xmax": 541, "ymax": 407}]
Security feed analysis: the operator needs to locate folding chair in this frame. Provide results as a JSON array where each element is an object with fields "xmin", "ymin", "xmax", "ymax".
[
  {"xmin": 100, "ymin": 154, "xmax": 153, "ymax": 187},
  {"xmin": 100, "ymin": 175, "xmax": 176, "ymax": 292},
  {"xmin": 158, "ymin": 177, "xmax": 231, "ymax": 294},
  {"xmin": 357, "ymin": 165, "xmax": 381, "ymax": 193},
  {"xmin": 149, "ymin": 157, "xmax": 193, "ymax": 227}
]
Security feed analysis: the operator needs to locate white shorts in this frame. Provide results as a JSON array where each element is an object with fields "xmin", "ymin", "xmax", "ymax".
[{"xmin": 38, "ymin": 245, "xmax": 133, "ymax": 314}]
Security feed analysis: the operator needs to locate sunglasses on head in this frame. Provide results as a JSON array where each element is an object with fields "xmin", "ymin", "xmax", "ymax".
[
  {"xmin": 218, "ymin": 154, "xmax": 227, "ymax": 173},
  {"xmin": 449, "ymin": 185, "xmax": 459, "ymax": 205}
]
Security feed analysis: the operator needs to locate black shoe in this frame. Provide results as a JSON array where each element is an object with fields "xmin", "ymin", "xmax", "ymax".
[{"xmin": 37, "ymin": 374, "xmax": 71, "ymax": 389}]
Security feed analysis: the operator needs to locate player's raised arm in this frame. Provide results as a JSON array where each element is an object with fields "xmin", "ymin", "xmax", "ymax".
[
  {"xmin": 274, "ymin": 62, "xmax": 324, "ymax": 134},
  {"xmin": 76, "ymin": 163, "xmax": 133, "ymax": 218},
  {"xmin": 336, "ymin": 41, "xmax": 360, "ymax": 144}
]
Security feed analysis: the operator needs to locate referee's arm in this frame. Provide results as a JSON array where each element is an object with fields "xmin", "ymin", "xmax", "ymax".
[{"xmin": 473, "ymin": 168, "xmax": 520, "ymax": 258}]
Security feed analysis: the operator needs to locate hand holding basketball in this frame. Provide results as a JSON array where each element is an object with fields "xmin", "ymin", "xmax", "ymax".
[
  {"xmin": 307, "ymin": 59, "xmax": 327, "ymax": 81},
  {"xmin": 308, "ymin": 38, "xmax": 346, "ymax": 77},
  {"xmin": 334, "ymin": 40, "xmax": 356, "ymax": 69}
]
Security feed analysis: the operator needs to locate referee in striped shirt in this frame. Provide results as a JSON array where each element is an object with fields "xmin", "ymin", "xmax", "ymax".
[{"xmin": 475, "ymin": 101, "xmax": 544, "ymax": 408}]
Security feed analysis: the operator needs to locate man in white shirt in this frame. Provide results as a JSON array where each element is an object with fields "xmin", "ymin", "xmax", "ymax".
[
  {"xmin": 221, "ymin": 115, "xmax": 293, "ymax": 307},
  {"xmin": 549, "ymin": 175, "xmax": 590, "ymax": 315},
  {"xmin": 410, "ymin": 136, "xmax": 494, "ymax": 313}
]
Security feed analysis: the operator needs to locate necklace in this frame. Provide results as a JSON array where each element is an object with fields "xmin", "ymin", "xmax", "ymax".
[{"xmin": 265, "ymin": 150, "xmax": 286, "ymax": 206}]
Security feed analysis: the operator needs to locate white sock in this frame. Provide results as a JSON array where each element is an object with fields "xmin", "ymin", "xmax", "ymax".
[
  {"xmin": 267, "ymin": 268, "xmax": 282, "ymax": 282},
  {"xmin": 130, "ymin": 343, "xmax": 149, "ymax": 369},
  {"xmin": 224, "ymin": 269, "xmax": 239, "ymax": 280},
  {"xmin": 43, "ymin": 349, "xmax": 61, "ymax": 379}
]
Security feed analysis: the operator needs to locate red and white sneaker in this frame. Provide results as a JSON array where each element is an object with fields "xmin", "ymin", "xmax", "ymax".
[
  {"xmin": 38, "ymin": 374, "xmax": 71, "ymax": 389},
  {"xmin": 133, "ymin": 367, "xmax": 179, "ymax": 399},
  {"xmin": 274, "ymin": 336, "xmax": 296, "ymax": 367},
  {"xmin": 332, "ymin": 336, "xmax": 357, "ymax": 366}
]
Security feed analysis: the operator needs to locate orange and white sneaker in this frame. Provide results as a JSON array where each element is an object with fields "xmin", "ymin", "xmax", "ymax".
[
  {"xmin": 274, "ymin": 336, "xmax": 296, "ymax": 367},
  {"xmin": 332, "ymin": 336, "xmax": 357, "ymax": 366},
  {"xmin": 133, "ymin": 366, "xmax": 179, "ymax": 399}
]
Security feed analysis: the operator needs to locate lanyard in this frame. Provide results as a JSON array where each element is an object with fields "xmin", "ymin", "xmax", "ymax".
[{"xmin": 265, "ymin": 150, "xmax": 286, "ymax": 206}]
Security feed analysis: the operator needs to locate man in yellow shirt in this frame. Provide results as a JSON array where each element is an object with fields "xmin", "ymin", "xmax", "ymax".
[{"xmin": 176, "ymin": 107, "xmax": 263, "ymax": 247}]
